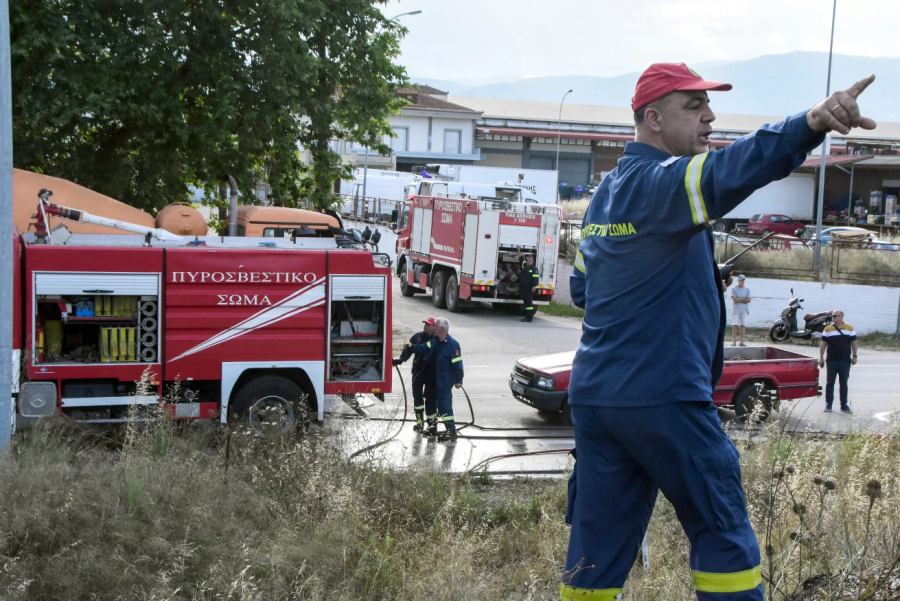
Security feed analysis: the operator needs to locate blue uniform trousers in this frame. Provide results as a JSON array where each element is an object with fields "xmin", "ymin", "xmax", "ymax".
[
  {"xmin": 411, "ymin": 370, "xmax": 437, "ymax": 420},
  {"xmin": 436, "ymin": 386, "xmax": 456, "ymax": 432},
  {"xmin": 563, "ymin": 401, "xmax": 763, "ymax": 601}
]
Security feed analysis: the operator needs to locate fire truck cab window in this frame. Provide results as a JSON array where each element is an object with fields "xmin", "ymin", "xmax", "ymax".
[{"xmin": 400, "ymin": 206, "xmax": 410, "ymax": 230}]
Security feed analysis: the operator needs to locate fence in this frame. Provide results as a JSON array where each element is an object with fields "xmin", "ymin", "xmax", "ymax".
[
  {"xmin": 338, "ymin": 194, "xmax": 399, "ymax": 226},
  {"xmin": 715, "ymin": 236, "xmax": 900, "ymax": 288}
]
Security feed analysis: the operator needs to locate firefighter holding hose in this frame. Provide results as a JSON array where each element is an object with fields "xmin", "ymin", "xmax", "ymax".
[
  {"xmin": 394, "ymin": 317, "xmax": 437, "ymax": 432},
  {"xmin": 563, "ymin": 63, "xmax": 877, "ymax": 601}
]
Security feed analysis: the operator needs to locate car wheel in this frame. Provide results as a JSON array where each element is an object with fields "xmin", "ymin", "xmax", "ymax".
[
  {"xmin": 445, "ymin": 274, "xmax": 461, "ymax": 313},
  {"xmin": 431, "ymin": 271, "xmax": 446, "ymax": 309},
  {"xmin": 733, "ymin": 383, "xmax": 772, "ymax": 424},
  {"xmin": 769, "ymin": 324, "xmax": 789, "ymax": 342},
  {"xmin": 762, "ymin": 229, "xmax": 772, "ymax": 236},
  {"xmin": 230, "ymin": 375, "xmax": 311, "ymax": 438},
  {"xmin": 400, "ymin": 269, "xmax": 416, "ymax": 297},
  {"xmin": 713, "ymin": 220, "xmax": 729, "ymax": 233}
]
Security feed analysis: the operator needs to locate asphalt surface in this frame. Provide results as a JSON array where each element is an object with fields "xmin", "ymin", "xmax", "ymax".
[{"xmin": 339, "ymin": 221, "xmax": 900, "ymax": 475}]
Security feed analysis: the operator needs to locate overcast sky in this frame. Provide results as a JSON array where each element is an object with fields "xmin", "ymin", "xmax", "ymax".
[{"xmin": 383, "ymin": 0, "xmax": 900, "ymax": 82}]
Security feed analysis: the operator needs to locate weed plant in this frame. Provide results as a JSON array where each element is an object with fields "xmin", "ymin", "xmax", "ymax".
[{"xmin": 1, "ymin": 403, "xmax": 899, "ymax": 599}]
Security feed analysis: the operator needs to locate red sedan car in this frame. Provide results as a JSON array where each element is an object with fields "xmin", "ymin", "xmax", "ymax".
[{"xmin": 746, "ymin": 214, "xmax": 803, "ymax": 236}]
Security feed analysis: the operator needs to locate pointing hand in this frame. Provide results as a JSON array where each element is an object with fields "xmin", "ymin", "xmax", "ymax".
[{"xmin": 807, "ymin": 75, "xmax": 877, "ymax": 135}]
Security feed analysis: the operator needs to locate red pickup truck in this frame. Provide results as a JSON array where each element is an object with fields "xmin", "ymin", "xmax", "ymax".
[{"xmin": 509, "ymin": 346, "xmax": 820, "ymax": 423}]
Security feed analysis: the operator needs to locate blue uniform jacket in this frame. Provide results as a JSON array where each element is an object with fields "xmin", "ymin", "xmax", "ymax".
[
  {"xmin": 570, "ymin": 112, "xmax": 824, "ymax": 407},
  {"xmin": 398, "ymin": 331, "xmax": 432, "ymax": 375},
  {"xmin": 520, "ymin": 255, "xmax": 540, "ymax": 289},
  {"xmin": 412, "ymin": 334, "xmax": 464, "ymax": 390}
]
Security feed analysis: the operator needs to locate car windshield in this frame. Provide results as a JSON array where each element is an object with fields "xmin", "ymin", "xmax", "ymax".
[{"xmin": 750, "ymin": 214, "xmax": 763, "ymax": 222}]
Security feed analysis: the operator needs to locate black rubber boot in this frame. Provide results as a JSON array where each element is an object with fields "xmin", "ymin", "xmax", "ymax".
[
  {"xmin": 422, "ymin": 418, "xmax": 439, "ymax": 437},
  {"xmin": 438, "ymin": 430, "xmax": 458, "ymax": 443}
]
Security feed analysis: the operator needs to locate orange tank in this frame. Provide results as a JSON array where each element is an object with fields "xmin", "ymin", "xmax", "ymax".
[
  {"xmin": 13, "ymin": 168, "xmax": 155, "ymax": 235},
  {"xmin": 155, "ymin": 203, "xmax": 208, "ymax": 236}
]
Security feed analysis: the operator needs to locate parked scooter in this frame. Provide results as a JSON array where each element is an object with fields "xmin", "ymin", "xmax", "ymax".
[{"xmin": 769, "ymin": 289, "xmax": 833, "ymax": 342}]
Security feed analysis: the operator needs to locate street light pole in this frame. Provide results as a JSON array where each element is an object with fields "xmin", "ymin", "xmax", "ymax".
[
  {"xmin": 388, "ymin": 10, "xmax": 422, "ymax": 20},
  {"xmin": 556, "ymin": 89, "xmax": 573, "ymax": 203},
  {"xmin": 0, "ymin": 0, "xmax": 14, "ymax": 449},
  {"xmin": 814, "ymin": 0, "xmax": 838, "ymax": 279}
]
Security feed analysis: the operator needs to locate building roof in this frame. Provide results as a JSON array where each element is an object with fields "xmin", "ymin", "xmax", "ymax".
[
  {"xmin": 397, "ymin": 87, "xmax": 481, "ymax": 115},
  {"xmin": 798, "ymin": 155, "xmax": 873, "ymax": 169},
  {"xmin": 450, "ymin": 96, "xmax": 900, "ymax": 144}
]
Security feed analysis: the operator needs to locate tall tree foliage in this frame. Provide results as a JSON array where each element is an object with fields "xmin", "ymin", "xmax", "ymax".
[{"xmin": 10, "ymin": 0, "xmax": 406, "ymax": 212}]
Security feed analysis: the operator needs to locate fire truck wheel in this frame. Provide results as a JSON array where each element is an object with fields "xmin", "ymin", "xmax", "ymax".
[
  {"xmin": 445, "ymin": 275, "xmax": 461, "ymax": 312},
  {"xmin": 733, "ymin": 383, "xmax": 772, "ymax": 424},
  {"xmin": 400, "ymin": 270, "xmax": 416, "ymax": 297},
  {"xmin": 231, "ymin": 376, "xmax": 311, "ymax": 437},
  {"xmin": 432, "ymin": 272, "xmax": 447, "ymax": 309}
]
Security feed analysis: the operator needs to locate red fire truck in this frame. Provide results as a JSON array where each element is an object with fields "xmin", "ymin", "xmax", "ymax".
[
  {"xmin": 394, "ymin": 197, "xmax": 562, "ymax": 312},
  {"xmin": 13, "ymin": 193, "xmax": 393, "ymax": 434}
]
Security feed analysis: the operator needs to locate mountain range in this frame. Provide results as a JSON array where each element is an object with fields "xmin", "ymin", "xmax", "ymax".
[{"xmin": 411, "ymin": 52, "xmax": 900, "ymax": 122}]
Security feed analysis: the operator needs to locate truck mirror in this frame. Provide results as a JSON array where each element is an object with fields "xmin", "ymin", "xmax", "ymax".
[{"xmin": 390, "ymin": 209, "xmax": 398, "ymax": 223}]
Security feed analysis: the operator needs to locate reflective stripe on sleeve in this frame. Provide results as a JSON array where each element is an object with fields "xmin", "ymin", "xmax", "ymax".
[
  {"xmin": 426, "ymin": 341, "xmax": 431, "ymax": 348},
  {"xmin": 559, "ymin": 584, "xmax": 623, "ymax": 600},
  {"xmin": 451, "ymin": 357, "xmax": 462, "ymax": 363},
  {"xmin": 684, "ymin": 152, "xmax": 710, "ymax": 226},
  {"xmin": 692, "ymin": 565, "xmax": 762, "ymax": 593},
  {"xmin": 574, "ymin": 250, "xmax": 586, "ymax": 274}
]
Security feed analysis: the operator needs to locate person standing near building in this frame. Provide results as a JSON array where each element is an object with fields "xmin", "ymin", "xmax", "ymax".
[
  {"xmin": 731, "ymin": 275, "xmax": 751, "ymax": 346},
  {"xmin": 564, "ymin": 62, "xmax": 876, "ymax": 601},
  {"xmin": 412, "ymin": 317, "xmax": 464, "ymax": 442},
  {"xmin": 394, "ymin": 317, "xmax": 437, "ymax": 431},
  {"xmin": 517, "ymin": 246, "xmax": 540, "ymax": 323},
  {"xmin": 818, "ymin": 309, "xmax": 857, "ymax": 413}
]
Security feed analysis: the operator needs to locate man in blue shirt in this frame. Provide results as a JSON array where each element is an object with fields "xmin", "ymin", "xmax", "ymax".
[
  {"xmin": 411, "ymin": 317, "xmax": 464, "ymax": 443},
  {"xmin": 562, "ymin": 63, "xmax": 876, "ymax": 601}
]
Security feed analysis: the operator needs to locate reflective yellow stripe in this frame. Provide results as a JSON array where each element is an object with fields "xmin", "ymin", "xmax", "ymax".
[
  {"xmin": 574, "ymin": 250, "xmax": 586, "ymax": 274},
  {"xmin": 559, "ymin": 584, "xmax": 623, "ymax": 601},
  {"xmin": 451, "ymin": 357, "xmax": 462, "ymax": 363},
  {"xmin": 442, "ymin": 415, "xmax": 455, "ymax": 421},
  {"xmin": 692, "ymin": 565, "xmax": 762, "ymax": 593},
  {"xmin": 684, "ymin": 153, "xmax": 710, "ymax": 226},
  {"xmin": 426, "ymin": 341, "xmax": 431, "ymax": 348},
  {"xmin": 427, "ymin": 413, "xmax": 438, "ymax": 419}
]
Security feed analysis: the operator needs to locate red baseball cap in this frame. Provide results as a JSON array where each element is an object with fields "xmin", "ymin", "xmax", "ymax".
[
  {"xmin": 423, "ymin": 317, "xmax": 436, "ymax": 325},
  {"xmin": 631, "ymin": 63, "xmax": 732, "ymax": 111}
]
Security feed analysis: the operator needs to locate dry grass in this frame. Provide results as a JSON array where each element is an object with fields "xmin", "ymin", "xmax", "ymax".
[
  {"xmin": 1, "ymin": 407, "xmax": 899, "ymax": 600},
  {"xmin": 561, "ymin": 199, "xmax": 591, "ymax": 218}
]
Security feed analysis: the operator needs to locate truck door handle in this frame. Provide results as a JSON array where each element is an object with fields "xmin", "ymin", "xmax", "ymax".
[
  {"xmin": 83, "ymin": 289, "xmax": 113, "ymax": 294},
  {"xmin": 344, "ymin": 295, "xmax": 371, "ymax": 299}
]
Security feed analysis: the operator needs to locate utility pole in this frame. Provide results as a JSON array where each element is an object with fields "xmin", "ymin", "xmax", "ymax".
[
  {"xmin": 814, "ymin": 0, "xmax": 838, "ymax": 279},
  {"xmin": 0, "ymin": 0, "xmax": 14, "ymax": 448},
  {"xmin": 556, "ymin": 89, "xmax": 573, "ymax": 205}
]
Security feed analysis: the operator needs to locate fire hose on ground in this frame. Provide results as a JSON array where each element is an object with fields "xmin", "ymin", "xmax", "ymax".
[{"xmin": 347, "ymin": 367, "xmax": 576, "ymax": 467}]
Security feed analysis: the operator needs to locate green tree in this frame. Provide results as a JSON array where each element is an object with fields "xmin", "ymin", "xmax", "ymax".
[
  {"xmin": 10, "ymin": 0, "xmax": 406, "ymax": 213},
  {"xmin": 297, "ymin": 0, "xmax": 407, "ymax": 209}
]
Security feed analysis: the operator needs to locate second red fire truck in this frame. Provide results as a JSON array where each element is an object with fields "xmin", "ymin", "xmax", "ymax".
[{"xmin": 394, "ymin": 196, "xmax": 563, "ymax": 312}]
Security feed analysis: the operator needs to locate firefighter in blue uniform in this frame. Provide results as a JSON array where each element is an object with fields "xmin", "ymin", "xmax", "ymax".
[
  {"xmin": 562, "ymin": 63, "xmax": 877, "ymax": 601},
  {"xmin": 411, "ymin": 316, "xmax": 464, "ymax": 443},
  {"xmin": 517, "ymin": 246, "xmax": 541, "ymax": 323},
  {"xmin": 394, "ymin": 317, "xmax": 437, "ymax": 432}
]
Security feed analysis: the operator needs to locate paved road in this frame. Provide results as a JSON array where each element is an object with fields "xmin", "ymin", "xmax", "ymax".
[{"xmin": 342, "ymin": 220, "xmax": 900, "ymax": 474}]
